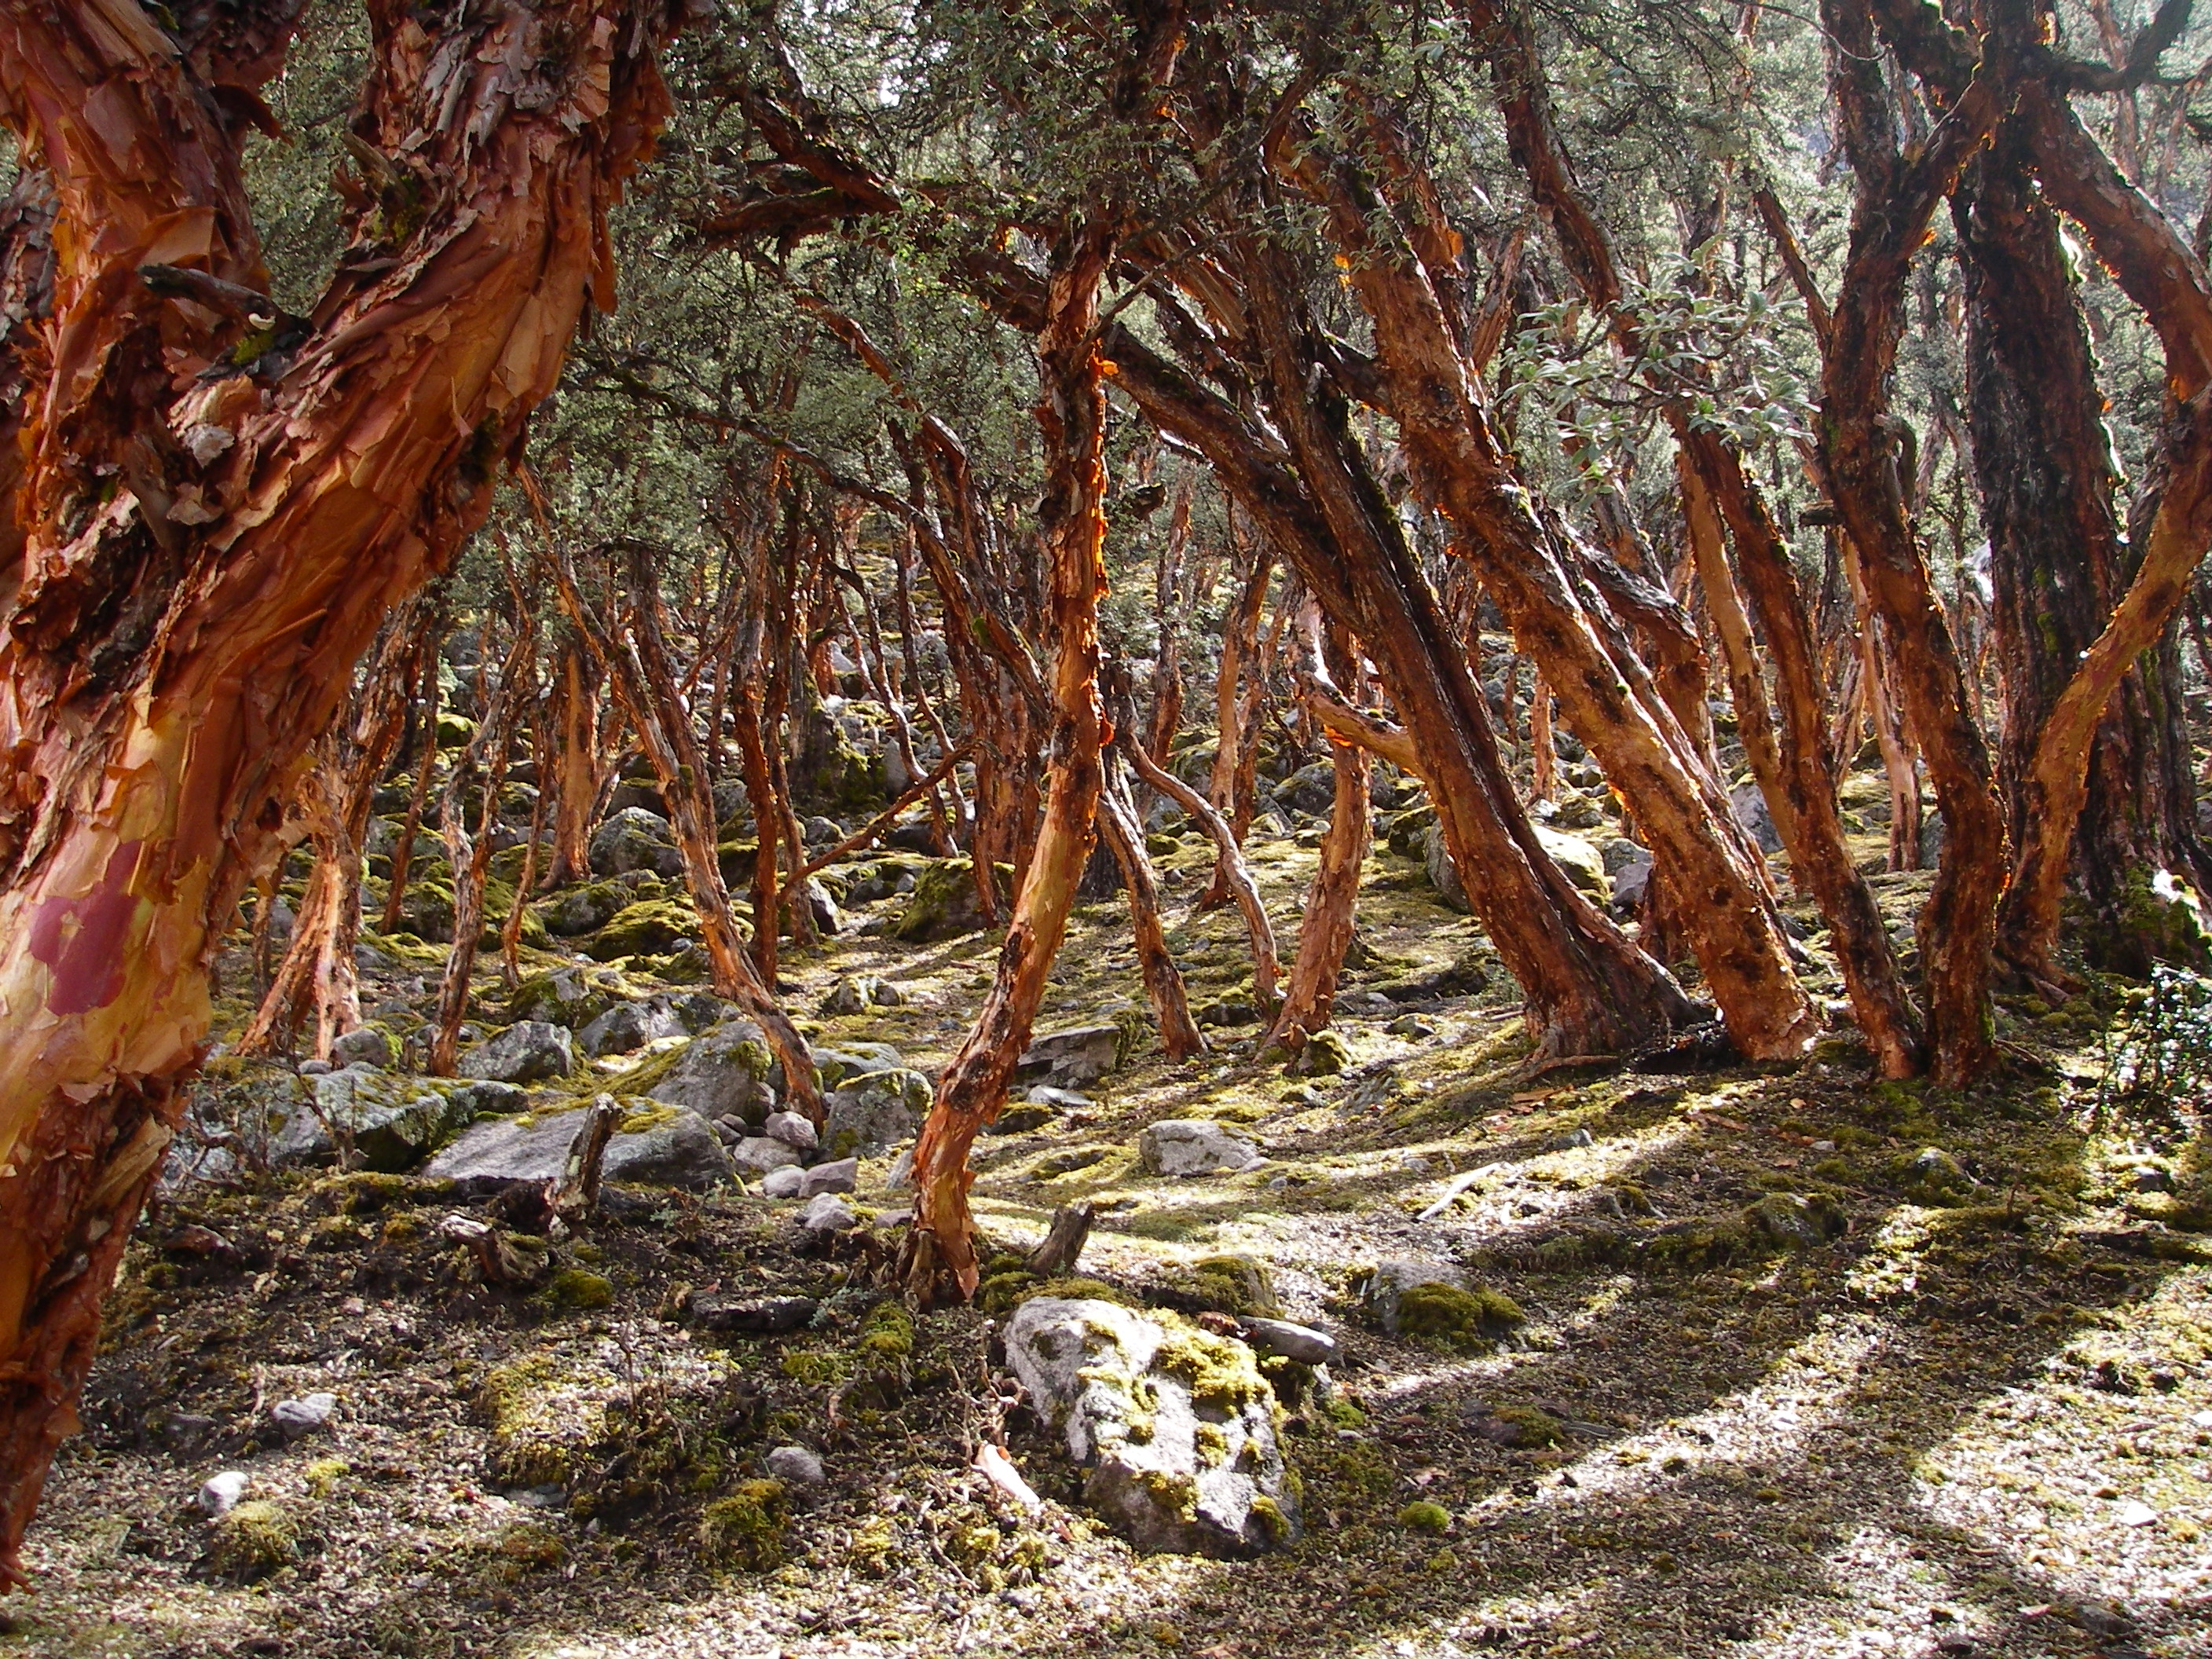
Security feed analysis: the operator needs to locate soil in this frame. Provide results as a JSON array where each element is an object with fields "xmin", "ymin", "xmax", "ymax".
[{"xmin": 9, "ymin": 802, "xmax": 2210, "ymax": 1659}]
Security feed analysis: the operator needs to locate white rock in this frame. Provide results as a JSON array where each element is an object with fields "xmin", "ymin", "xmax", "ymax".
[
  {"xmin": 884, "ymin": 1148, "xmax": 915, "ymax": 1192},
  {"xmin": 270, "ymin": 1393, "xmax": 338, "ymax": 1437},
  {"xmin": 2117, "ymin": 1500, "xmax": 2159, "ymax": 1527},
  {"xmin": 760, "ymin": 1163, "xmax": 808, "ymax": 1199},
  {"xmin": 797, "ymin": 1193, "xmax": 859, "ymax": 1232},
  {"xmin": 196, "ymin": 1470, "xmax": 250, "ymax": 1516},
  {"xmin": 764, "ymin": 1110, "xmax": 819, "ymax": 1152},
  {"xmin": 732, "ymin": 1136, "xmax": 800, "ymax": 1176},
  {"xmin": 765, "ymin": 1445, "xmax": 826, "ymax": 1485},
  {"xmin": 1136, "ymin": 1119, "xmax": 1265, "ymax": 1177}
]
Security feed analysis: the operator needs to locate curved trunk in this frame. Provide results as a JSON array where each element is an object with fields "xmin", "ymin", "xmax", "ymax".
[
  {"xmin": 1097, "ymin": 759, "xmax": 1207, "ymax": 1061},
  {"xmin": 547, "ymin": 631, "xmax": 602, "ymax": 888}
]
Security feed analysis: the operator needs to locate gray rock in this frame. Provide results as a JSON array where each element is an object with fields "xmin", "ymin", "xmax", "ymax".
[
  {"xmin": 197, "ymin": 1470, "xmax": 251, "ymax": 1517},
  {"xmin": 760, "ymin": 1163, "xmax": 808, "ymax": 1199},
  {"xmin": 459, "ymin": 1021, "xmax": 576, "ymax": 1086},
  {"xmin": 765, "ymin": 1445, "xmax": 826, "ymax": 1486},
  {"xmin": 536, "ymin": 883, "xmax": 629, "ymax": 937},
  {"xmin": 1534, "ymin": 824, "xmax": 1608, "ymax": 898},
  {"xmin": 445, "ymin": 1079, "xmax": 527, "ymax": 1119},
  {"xmin": 297, "ymin": 1059, "xmax": 334, "ymax": 1078},
  {"xmin": 733, "ymin": 1137, "xmax": 801, "ymax": 1177},
  {"xmin": 1599, "ymin": 837, "xmax": 1650, "ymax": 875},
  {"xmin": 1017, "ymin": 1024, "xmax": 1122, "ymax": 1090},
  {"xmin": 823, "ymin": 1068, "xmax": 932, "ymax": 1156},
  {"xmin": 1354, "ymin": 1258, "xmax": 1462, "ymax": 1336},
  {"xmin": 884, "ymin": 1148, "xmax": 915, "ymax": 1192},
  {"xmin": 820, "ymin": 974, "xmax": 904, "ymax": 1015},
  {"xmin": 427, "ymin": 1103, "xmax": 731, "ymax": 1192},
  {"xmin": 797, "ymin": 1192, "xmax": 859, "ymax": 1232},
  {"xmin": 1242, "ymin": 1318, "xmax": 1339, "ymax": 1366},
  {"xmin": 1005, "ymin": 1297, "xmax": 1297, "ymax": 1557},
  {"xmin": 270, "ymin": 1393, "xmax": 337, "ymax": 1438},
  {"xmin": 279, "ymin": 1068, "xmax": 477, "ymax": 1173},
  {"xmin": 578, "ymin": 1000, "xmax": 683, "ymax": 1058},
  {"xmin": 1745, "ymin": 1192, "xmax": 1847, "ymax": 1247},
  {"xmin": 814, "ymin": 1043, "xmax": 905, "ymax": 1087},
  {"xmin": 1611, "ymin": 854, "xmax": 1655, "ymax": 911},
  {"xmin": 1137, "ymin": 1119, "xmax": 1264, "ymax": 1177},
  {"xmin": 1273, "ymin": 760, "xmax": 1338, "ymax": 815},
  {"xmin": 1026, "ymin": 1085, "xmax": 1093, "ymax": 1109},
  {"xmin": 645, "ymin": 1021, "xmax": 778, "ymax": 1126},
  {"xmin": 328, "ymin": 1027, "xmax": 394, "ymax": 1070},
  {"xmin": 1730, "ymin": 781, "xmax": 1785, "ymax": 855},
  {"xmin": 764, "ymin": 1110, "xmax": 818, "ymax": 1152},
  {"xmin": 1423, "ymin": 823, "xmax": 1472, "ymax": 914},
  {"xmin": 691, "ymin": 1294, "xmax": 819, "ymax": 1334},
  {"xmin": 800, "ymin": 1157, "xmax": 858, "ymax": 1198},
  {"xmin": 588, "ymin": 807, "xmax": 684, "ymax": 878},
  {"xmin": 800, "ymin": 877, "xmax": 844, "ymax": 937}
]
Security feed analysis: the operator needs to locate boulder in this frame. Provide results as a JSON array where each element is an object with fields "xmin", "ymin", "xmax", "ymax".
[
  {"xmin": 1611, "ymin": 853, "xmax": 1655, "ymax": 911},
  {"xmin": 445, "ymin": 1079, "xmax": 527, "ymax": 1119},
  {"xmin": 1533, "ymin": 824, "xmax": 1608, "ymax": 899},
  {"xmin": 535, "ymin": 881, "xmax": 630, "ymax": 938},
  {"xmin": 277, "ymin": 1068, "xmax": 477, "ymax": 1172},
  {"xmin": 427, "ymin": 1103, "xmax": 731, "ymax": 1192},
  {"xmin": 1273, "ymin": 760, "xmax": 1337, "ymax": 815},
  {"xmin": 1017, "ymin": 1024, "xmax": 1122, "ymax": 1090},
  {"xmin": 800, "ymin": 1157, "xmax": 858, "ymax": 1197},
  {"xmin": 815, "ymin": 1043, "xmax": 903, "ymax": 1088},
  {"xmin": 507, "ymin": 965, "xmax": 620, "ymax": 1027},
  {"xmin": 328, "ymin": 1026, "xmax": 394, "ymax": 1070},
  {"xmin": 760, "ymin": 1163, "xmax": 808, "ymax": 1199},
  {"xmin": 588, "ymin": 807, "xmax": 683, "ymax": 878},
  {"xmin": 587, "ymin": 899, "xmax": 698, "ymax": 962},
  {"xmin": 889, "ymin": 857, "xmax": 994, "ymax": 943},
  {"xmin": 578, "ymin": 999, "xmax": 684, "ymax": 1058},
  {"xmin": 1730, "ymin": 781, "xmax": 1785, "ymax": 855},
  {"xmin": 763, "ymin": 1110, "xmax": 819, "ymax": 1152},
  {"xmin": 459, "ymin": 1021, "xmax": 576, "ymax": 1086},
  {"xmin": 1241, "ymin": 1317, "xmax": 1338, "ymax": 1366},
  {"xmin": 645, "ymin": 1021, "xmax": 778, "ymax": 1126},
  {"xmin": 733, "ymin": 1137, "xmax": 801, "ymax": 1177},
  {"xmin": 820, "ymin": 974, "xmax": 905, "ymax": 1015},
  {"xmin": 1353, "ymin": 1258, "xmax": 1463, "ymax": 1337},
  {"xmin": 1423, "ymin": 823, "xmax": 1471, "ymax": 914},
  {"xmin": 823, "ymin": 1069, "xmax": 932, "ymax": 1157},
  {"xmin": 1004, "ymin": 1298, "xmax": 1298, "ymax": 1557},
  {"xmin": 1137, "ymin": 1119, "xmax": 1265, "ymax": 1178}
]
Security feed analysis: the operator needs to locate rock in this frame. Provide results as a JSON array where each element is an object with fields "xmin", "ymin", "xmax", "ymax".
[
  {"xmin": 1902, "ymin": 1145, "xmax": 1976, "ymax": 1204},
  {"xmin": 297, "ymin": 1059, "xmax": 334, "ymax": 1078},
  {"xmin": 1423, "ymin": 823, "xmax": 1471, "ymax": 914},
  {"xmin": 763, "ymin": 1110, "xmax": 819, "ymax": 1152},
  {"xmin": 445, "ymin": 1079, "xmax": 527, "ymax": 1119},
  {"xmin": 889, "ymin": 856, "xmax": 995, "ymax": 942},
  {"xmin": 459, "ymin": 1021, "xmax": 576, "ymax": 1086},
  {"xmin": 1137, "ymin": 1119, "xmax": 1265, "ymax": 1177},
  {"xmin": 1533, "ymin": 824, "xmax": 1608, "ymax": 898},
  {"xmin": 1745, "ymin": 1192, "xmax": 1847, "ymax": 1247},
  {"xmin": 760, "ymin": 1163, "xmax": 808, "ymax": 1199},
  {"xmin": 821, "ymin": 974, "xmax": 905, "ymax": 1015},
  {"xmin": 1600, "ymin": 837, "xmax": 1649, "ymax": 874},
  {"xmin": 1241, "ymin": 1317, "xmax": 1337, "ymax": 1365},
  {"xmin": 329, "ymin": 1027, "xmax": 394, "ymax": 1070},
  {"xmin": 798, "ymin": 876, "xmax": 844, "ymax": 937},
  {"xmin": 208, "ymin": 1499, "xmax": 298, "ymax": 1579},
  {"xmin": 1611, "ymin": 854, "xmax": 1655, "ymax": 911},
  {"xmin": 1196, "ymin": 997, "xmax": 1261, "ymax": 1029},
  {"xmin": 691, "ymin": 1294, "xmax": 819, "ymax": 1335},
  {"xmin": 428, "ymin": 1103, "xmax": 731, "ymax": 1192},
  {"xmin": 1286, "ymin": 1031, "xmax": 1350, "ymax": 1076},
  {"xmin": 1018, "ymin": 1024, "xmax": 1122, "ymax": 1090},
  {"xmin": 645, "ymin": 1021, "xmax": 778, "ymax": 1126},
  {"xmin": 987, "ymin": 1103, "xmax": 1056, "ymax": 1136},
  {"xmin": 270, "ymin": 1393, "xmax": 338, "ymax": 1438},
  {"xmin": 588, "ymin": 899, "xmax": 699, "ymax": 961},
  {"xmin": 1730, "ymin": 781, "xmax": 1785, "ymax": 855},
  {"xmin": 884, "ymin": 1148, "xmax": 915, "ymax": 1192},
  {"xmin": 507, "ymin": 965, "xmax": 621, "ymax": 1027},
  {"xmin": 1273, "ymin": 760, "xmax": 1338, "ymax": 815},
  {"xmin": 535, "ymin": 882, "xmax": 630, "ymax": 937},
  {"xmin": 733, "ymin": 1137, "xmax": 801, "ymax": 1177},
  {"xmin": 800, "ymin": 1157, "xmax": 858, "ymax": 1197},
  {"xmin": 1004, "ymin": 1298, "xmax": 1298, "ymax": 1557},
  {"xmin": 578, "ymin": 999, "xmax": 683, "ymax": 1057},
  {"xmin": 1354, "ymin": 1258, "xmax": 1463, "ymax": 1336},
  {"xmin": 797, "ymin": 1193, "xmax": 859, "ymax": 1232},
  {"xmin": 1386, "ymin": 1015, "xmax": 1435, "ymax": 1039},
  {"xmin": 588, "ymin": 807, "xmax": 684, "ymax": 878},
  {"xmin": 823, "ymin": 1068, "xmax": 932, "ymax": 1156},
  {"xmin": 281, "ymin": 1068, "xmax": 478, "ymax": 1173},
  {"xmin": 1027, "ymin": 1085, "xmax": 1093, "ymax": 1109},
  {"xmin": 197, "ymin": 1470, "xmax": 251, "ymax": 1517},
  {"xmin": 814, "ymin": 1042, "xmax": 905, "ymax": 1086},
  {"xmin": 765, "ymin": 1445, "xmax": 826, "ymax": 1487},
  {"xmin": 1552, "ymin": 792, "xmax": 1605, "ymax": 830}
]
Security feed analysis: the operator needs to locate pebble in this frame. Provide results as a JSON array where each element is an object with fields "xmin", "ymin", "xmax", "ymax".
[
  {"xmin": 760, "ymin": 1163, "xmax": 808, "ymax": 1199},
  {"xmin": 797, "ymin": 1193, "xmax": 859, "ymax": 1232},
  {"xmin": 2115, "ymin": 1500, "xmax": 2158, "ymax": 1527},
  {"xmin": 270, "ymin": 1393, "xmax": 338, "ymax": 1437},
  {"xmin": 1241, "ymin": 1317, "xmax": 1338, "ymax": 1365},
  {"xmin": 765, "ymin": 1445, "xmax": 826, "ymax": 1485},
  {"xmin": 764, "ymin": 1111, "xmax": 819, "ymax": 1153},
  {"xmin": 196, "ymin": 1470, "xmax": 250, "ymax": 1516}
]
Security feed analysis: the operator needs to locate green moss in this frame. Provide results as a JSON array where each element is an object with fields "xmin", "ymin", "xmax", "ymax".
[
  {"xmin": 782, "ymin": 1349, "xmax": 848, "ymax": 1385},
  {"xmin": 587, "ymin": 899, "xmax": 698, "ymax": 962},
  {"xmin": 1395, "ymin": 1282, "xmax": 1525, "ymax": 1352},
  {"xmin": 1024, "ymin": 1276, "xmax": 1141, "ymax": 1308},
  {"xmin": 857, "ymin": 1302, "xmax": 915, "ymax": 1360},
  {"xmin": 1287, "ymin": 1029, "xmax": 1350, "ymax": 1076},
  {"xmin": 1155, "ymin": 1253, "xmax": 1280, "ymax": 1317},
  {"xmin": 1399, "ymin": 1500, "xmax": 1452, "ymax": 1534},
  {"xmin": 303, "ymin": 1458, "xmax": 350, "ymax": 1496},
  {"xmin": 209, "ymin": 1500, "xmax": 298, "ymax": 1580},
  {"xmin": 548, "ymin": 1269, "xmax": 614, "ymax": 1310},
  {"xmin": 976, "ymin": 1270, "xmax": 1042, "ymax": 1313},
  {"xmin": 1152, "ymin": 1311, "xmax": 1272, "ymax": 1416},
  {"xmin": 1485, "ymin": 1404, "xmax": 1566, "ymax": 1448},
  {"xmin": 491, "ymin": 1522, "xmax": 567, "ymax": 1574},
  {"xmin": 1249, "ymin": 1494, "xmax": 1294, "ymax": 1544},
  {"xmin": 698, "ymin": 1479, "xmax": 788, "ymax": 1571},
  {"xmin": 482, "ymin": 1354, "xmax": 607, "ymax": 1487}
]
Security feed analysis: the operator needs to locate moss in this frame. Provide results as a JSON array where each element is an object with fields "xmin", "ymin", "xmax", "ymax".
[
  {"xmin": 1287, "ymin": 1029, "xmax": 1350, "ymax": 1076},
  {"xmin": 481, "ymin": 1354, "xmax": 607, "ymax": 1487},
  {"xmin": 615, "ymin": 1103, "xmax": 681, "ymax": 1135},
  {"xmin": 698, "ymin": 1478, "xmax": 788, "ymax": 1571},
  {"xmin": 1155, "ymin": 1253, "xmax": 1280, "ymax": 1317},
  {"xmin": 1395, "ymin": 1282, "xmax": 1525, "ymax": 1352},
  {"xmin": 380, "ymin": 1214, "xmax": 424, "ymax": 1247},
  {"xmin": 782, "ymin": 1350, "xmax": 848, "ymax": 1385},
  {"xmin": 1152, "ymin": 1311, "xmax": 1272, "ymax": 1416},
  {"xmin": 1399, "ymin": 1500, "xmax": 1452, "ymax": 1534},
  {"xmin": 1024, "ymin": 1276, "xmax": 1141, "ymax": 1309},
  {"xmin": 548, "ymin": 1269, "xmax": 614, "ymax": 1310},
  {"xmin": 302, "ymin": 1458, "xmax": 349, "ymax": 1496},
  {"xmin": 491, "ymin": 1522, "xmax": 567, "ymax": 1574},
  {"xmin": 314, "ymin": 1171, "xmax": 452, "ymax": 1215},
  {"xmin": 209, "ymin": 1500, "xmax": 298, "ymax": 1580},
  {"xmin": 1486, "ymin": 1404, "xmax": 1566, "ymax": 1448},
  {"xmin": 857, "ymin": 1302, "xmax": 915, "ymax": 1360},
  {"xmin": 587, "ymin": 899, "xmax": 698, "ymax": 962},
  {"xmin": 1249, "ymin": 1494, "xmax": 1294, "ymax": 1544},
  {"xmin": 976, "ymin": 1271, "xmax": 1042, "ymax": 1313}
]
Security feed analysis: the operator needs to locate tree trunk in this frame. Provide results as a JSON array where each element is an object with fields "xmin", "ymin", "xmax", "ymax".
[
  {"xmin": 1097, "ymin": 755, "xmax": 1207, "ymax": 1061},
  {"xmin": 0, "ymin": 0, "xmax": 676, "ymax": 1573},
  {"xmin": 380, "ymin": 638, "xmax": 443, "ymax": 936},
  {"xmin": 900, "ymin": 215, "xmax": 1119, "ymax": 1306},
  {"xmin": 1199, "ymin": 530, "xmax": 1273, "ymax": 908},
  {"xmin": 1269, "ymin": 617, "xmax": 1372, "ymax": 1048},
  {"xmin": 1527, "ymin": 672, "xmax": 1557, "ymax": 802},
  {"xmin": 546, "ymin": 629, "xmax": 602, "ymax": 888}
]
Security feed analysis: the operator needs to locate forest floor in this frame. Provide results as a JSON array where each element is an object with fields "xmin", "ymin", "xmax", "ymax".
[{"xmin": 9, "ymin": 806, "xmax": 2212, "ymax": 1659}]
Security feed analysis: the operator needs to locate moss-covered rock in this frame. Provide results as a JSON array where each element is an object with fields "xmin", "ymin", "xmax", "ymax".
[
  {"xmin": 208, "ymin": 1500, "xmax": 298, "ymax": 1580},
  {"xmin": 1394, "ymin": 1282, "xmax": 1525, "ymax": 1353},
  {"xmin": 1286, "ymin": 1029, "xmax": 1350, "ymax": 1076},
  {"xmin": 587, "ymin": 899, "xmax": 699, "ymax": 961},
  {"xmin": 1151, "ymin": 1254, "xmax": 1280, "ymax": 1317},
  {"xmin": 698, "ymin": 1479, "xmax": 789, "ymax": 1570},
  {"xmin": 889, "ymin": 857, "xmax": 1012, "ymax": 943},
  {"xmin": 548, "ymin": 1269, "xmax": 614, "ymax": 1309}
]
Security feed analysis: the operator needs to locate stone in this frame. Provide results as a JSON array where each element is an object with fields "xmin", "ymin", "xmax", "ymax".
[
  {"xmin": 459, "ymin": 1021, "xmax": 576, "ymax": 1086},
  {"xmin": 270, "ymin": 1393, "xmax": 338, "ymax": 1438},
  {"xmin": 987, "ymin": 1104, "xmax": 1055, "ymax": 1136},
  {"xmin": 733, "ymin": 1137, "xmax": 801, "ymax": 1177},
  {"xmin": 823, "ymin": 1069, "xmax": 932, "ymax": 1156},
  {"xmin": 507, "ymin": 965, "xmax": 620, "ymax": 1027},
  {"xmin": 428, "ymin": 1104, "xmax": 731, "ymax": 1192},
  {"xmin": 587, "ymin": 899, "xmax": 699, "ymax": 962},
  {"xmin": 1745, "ymin": 1192, "xmax": 1847, "ymax": 1247},
  {"xmin": 297, "ymin": 1059, "xmax": 334, "ymax": 1078},
  {"xmin": 1533, "ymin": 824, "xmax": 1608, "ymax": 899},
  {"xmin": 1004, "ymin": 1297, "xmax": 1297, "ymax": 1557},
  {"xmin": 765, "ymin": 1445, "xmax": 826, "ymax": 1487},
  {"xmin": 535, "ymin": 882, "xmax": 630, "ymax": 937},
  {"xmin": 798, "ymin": 876, "xmax": 844, "ymax": 937},
  {"xmin": 1599, "ymin": 837, "xmax": 1650, "ymax": 875},
  {"xmin": 760, "ymin": 1164, "xmax": 808, "ymax": 1199},
  {"xmin": 280, "ymin": 1068, "xmax": 477, "ymax": 1173},
  {"xmin": 884, "ymin": 1148, "xmax": 915, "ymax": 1192},
  {"xmin": 1730, "ymin": 781, "xmax": 1785, "ymax": 855},
  {"xmin": 1027, "ymin": 1085, "xmax": 1092, "ymax": 1109},
  {"xmin": 797, "ymin": 1193, "xmax": 859, "ymax": 1232},
  {"xmin": 588, "ymin": 807, "xmax": 684, "ymax": 878},
  {"xmin": 578, "ymin": 1000, "xmax": 683, "ymax": 1057},
  {"xmin": 197, "ymin": 1470, "xmax": 251, "ymax": 1517},
  {"xmin": 1611, "ymin": 854, "xmax": 1655, "ymax": 911},
  {"xmin": 692, "ymin": 1293, "xmax": 819, "ymax": 1334},
  {"xmin": 329, "ymin": 1026, "xmax": 394, "ymax": 1070},
  {"xmin": 1137, "ymin": 1119, "xmax": 1265, "ymax": 1177},
  {"xmin": 821, "ymin": 974, "xmax": 891, "ymax": 1015},
  {"xmin": 1241, "ymin": 1317, "xmax": 1337, "ymax": 1366},
  {"xmin": 1196, "ymin": 997, "xmax": 1261, "ymax": 1029},
  {"xmin": 763, "ymin": 1109, "xmax": 819, "ymax": 1152},
  {"xmin": 800, "ymin": 1157, "xmax": 858, "ymax": 1197},
  {"xmin": 1018, "ymin": 1024, "xmax": 1122, "ymax": 1090},
  {"xmin": 889, "ymin": 857, "xmax": 994, "ymax": 943},
  {"xmin": 1273, "ymin": 760, "xmax": 1338, "ymax": 815},
  {"xmin": 1354, "ymin": 1258, "xmax": 1463, "ymax": 1336},
  {"xmin": 1386, "ymin": 1015, "xmax": 1435, "ymax": 1039},
  {"xmin": 814, "ymin": 1042, "xmax": 905, "ymax": 1086},
  {"xmin": 1551, "ymin": 792, "xmax": 1605, "ymax": 830},
  {"xmin": 445, "ymin": 1079, "xmax": 527, "ymax": 1119},
  {"xmin": 645, "ymin": 1021, "xmax": 779, "ymax": 1126},
  {"xmin": 1423, "ymin": 823, "xmax": 1471, "ymax": 914},
  {"xmin": 1902, "ymin": 1145, "xmax": 1976, "ymax": 1203}
]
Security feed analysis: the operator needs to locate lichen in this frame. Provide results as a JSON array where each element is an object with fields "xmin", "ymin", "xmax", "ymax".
[{"xmin": 1152, "ymin": 1311, "xmax": 1272, "ymax": 1416}]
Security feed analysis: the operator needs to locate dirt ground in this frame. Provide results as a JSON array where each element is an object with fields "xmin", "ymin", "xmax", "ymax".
[{"xmin": 9, "ymin": 821, "xmax": 2210, "ymax": 1659}]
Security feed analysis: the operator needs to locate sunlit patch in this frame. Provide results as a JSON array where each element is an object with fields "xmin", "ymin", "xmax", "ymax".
[
  {"xmin": 1843, "ymin": 1204, "xmax": 1936, "ymax": 1301},
  {"xmin": 1736, "ymin": 1523, "xmax": 1983, "ymax": 1657},
  {"xmin": 1410, "ymin": 1117, "xmax": 1693, "ymax": 1242}
]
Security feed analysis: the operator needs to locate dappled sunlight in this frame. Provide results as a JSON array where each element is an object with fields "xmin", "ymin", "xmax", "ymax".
[{"xmin": 1738, "ymin": 1524, "xmax": 1988, "ymax": 1659}]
